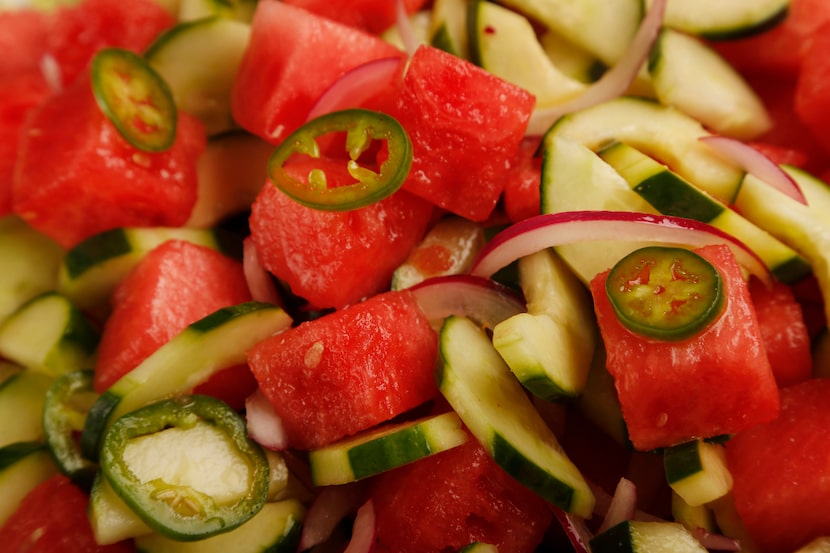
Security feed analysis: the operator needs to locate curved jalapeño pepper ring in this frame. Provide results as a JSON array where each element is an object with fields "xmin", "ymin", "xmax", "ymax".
[
  {"xmin": 605, "ymin": 246, "xmax": 725, "ymax": 341},
  {"xmin": 267, "ymin": 108, "xmax": 412, "ymax": 211},
  {"xmin": 99, "ymin": 394, "xmax": 270, "ymax": 541},
  {"xmin": 91, "ymin": 47, "xmax": 178, "ymax": 153}
]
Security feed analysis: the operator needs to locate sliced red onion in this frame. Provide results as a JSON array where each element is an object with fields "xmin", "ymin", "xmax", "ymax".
[
  {"xmin": 690, "ymin": 527, "xmax": 741, "ymax": 551},
  {"xmin": 699, "ymin": 135, "xmax": 807, "ymax": 205},
  {"xmin": 243, "ymin": 236, "xmax": 283, "ymax": 306},
  {"xmin": 550, "ymin": 506, "xmax": 592, "ymax": 553},
  {"xmin": 526, "ymin": 0, "xmax": 666, "ymax": 136},
  {"xmin": 596, "ymin": 478, "xmax": 638, "ymax": 534},
  {"xmin": 299, "ymin": 483, "xmax": 365, "ymax": 551},
  {"xmin": 395, "ymin": 0, "xmax": 418, "ymax": 57},
  {"xmin": 469, "ymin": 210, "xmax": 771, "ymax": 286},
  {"xmin": 245, "ymin": 389, "xmax": 288, "ymax": 450},
  {"xmin": 344, "ymin": 499, "xmax": 377, "ymax": 553},
  {"xmin": 409, "ymin": 274, "xmax": 526, "ymax": 328},
  {"xmin": 306, "ymin": 56, "xmax": 404, "ymax": 121}
]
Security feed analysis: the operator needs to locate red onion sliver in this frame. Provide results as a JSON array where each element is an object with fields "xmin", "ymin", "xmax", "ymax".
[
  {"xmin": 409, "ymin": 274, "xmax": 526, "ymax": 328},
  {"xmin": 245, "ymin": 389, "xmax": 288, "ymax": 450},
  {"xmin": 699, "ymin": 135, "xmax": 807, "ymax": 205},
  {"xmin": 344, "ymin": 499, "xmax": 377, "ymax": 553},
  {"xmin": 468, "ymin": 210, "xmax": 771, "ymax": 287},
  {"xmin": 395, "ymin": 0, "xmax": 418, "ymax": 57},
  {"xmin": 306, "ymin": 56, "xmax": 404, "ymax": 121},
  {"xmin": 299, "ymin": 484, "xmax": 365, "ymax": 551},
  {"xmin": 525, "ymin": 0, "xmax": 666, "ymax": 136},
  {"xmin": 596, "ymin": 477, "xmax": 638, "ymax": 534},
  {"xmin": 243, "ymin": 236, "xmax": 283, "ymax": 306},
  {"xmin": 550, "ymin": 506, "xmax": 592, "ymax": 553}
]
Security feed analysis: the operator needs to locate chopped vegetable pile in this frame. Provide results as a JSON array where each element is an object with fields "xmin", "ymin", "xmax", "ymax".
[{"xmin": 2, "ymin": 0, "xmax": 830, "ymax": 552}]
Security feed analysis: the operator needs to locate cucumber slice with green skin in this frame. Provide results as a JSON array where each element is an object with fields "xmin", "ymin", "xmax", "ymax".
[
  {"xmin": 663, "ymin": 439, "xmax": 733, "ymax": 507},
  {"xmin": 0, "ymin": 369, "xmax": 53, "ymax": 448},
  {"xmin": 0, "ymin": 442, "xmax": 58, "ymax": 527},
  {"xmin": 654, "ymin": 0, "xmax": 789, "ymax": 40},
  {"xmin": 467, "ymin": 0, "xmax": 585, "ymax": 109},
  {"xmin": 590, "ymin": 520, "xmax": 708, "ymax": 553},
  {"xmin": 90, "ymin": 471, "xmax": 154, "ymax": 545},
  {"xmin": 57, "ymin": 226, "xmax": 237, "ymax": 315},
  {"xmin": 177, "ymin": 0, "xmax": 256, "ymax": 22},
  {"xmin": 308, "ymin": 412, "xmax": 469, "ymax": 486},
  {"xmin": 437, "ymin": 315, "xmax": 595, "ymax": 518},
  {"xmin": 0, "ymin": 215, "xmax": 63, "ymax": 324},
  {"xmin": 134, "ymin": 498, "xmax": 305, "ymax": 553},
  {"xmin": 540, "ymin": 30, "xmax": 605, "ymax": 84},
  {"xmin": 430, "ymin": 0, "xmax": 469, "ymax": 58},
  {"xmin": 496, "ymin": 0, "xmax": 642, "ymax": 66},
  {"xmin": 81, "ymin": 301, "xmax": 292, "ymax": 459},
  {"xmin": 648, "ymin": 28, "xmax": 771, "ymax": 140},
  {"xmin": 43, "ymin": 370, "xmax": 99, "ymax": 487},
  {"xmin": 492, "ymin": 248, "xmax": 597, "ymax": 400},
  {"xmin": 540, "ymin": 136, "xmax": 658, "ymax": 284},
  {"xmin": 0, "ymin": 360, "xmax": 20, "ymax": 386},
  {"xmin": 597, "ymin": 141, "xmax": 812, "ymax": 283},
  {"xmin": 543, "ymin": 96, "xmax": 745, "ymax": 204},
  {"xmin": 733, "ymin": 172, "xmax": 830, "ymax": 329},
  {"xmin": 145, "ymin": 17, "xmax": 251, "ymax": 136},
  {"xmin": 671, "ymin": 491, "xmax": 717, "ymax": 533},
  {"xmin": 0, "ymin": 292, "xmax": 100, "ymax": 378}
]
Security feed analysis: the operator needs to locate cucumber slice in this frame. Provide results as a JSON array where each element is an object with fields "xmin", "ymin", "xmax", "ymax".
[
  {"xmin": 382, "ymin": 10, "xmax": 431, "ymax": 51},
  {"xmin": 187, "ymin": 131, "xmax": 272, "ymax": 228},
  {"xmin": 468, "ymin": 0, "xmax": 585, "ymax": 109},
  {"xmin": 430, "ymin": 0, "xmax": 469, "ymax": 58},
  {"xmin": 540, "ymin": 135, "xmax": 657, "ymax": 284},
  {"xmin": 540, "ymin": 30, "xmax": 604, "ymax": 84},
  {"xmin": 598, "ymin": 141, "xmax": 811, "ymax": 283},
  {"xmin": 0, "ymin": 215, "xmax": 63, "ymax": 324},
  {"xmin": 0, "ymin": 292, "xmax": 99, "ymax": 378},
  {"xmin": 460, "ymin": 543, "xmax": 499, "ymax": 553},
  {"xmin": 671, "ymin": 491, "xmax": 717, "ymax": 533},
  {"xmin": 655, "ymin": 0, "xmax": 789, "ymax": 40},
  {"xmin": 648, "ymin": 28, "xmax": 771, "ymax": 140},
  {"xmin": 664, "ymin": 439, "xmax": 733, "ymax": 507},
  {"xmin": 492, "ymin": 248, "xmax": 597, "ymax": 400},
  {"xmin": 0, "ymin": 361, "xmax": 19, "ymax": 386},
  {"xmin": 89, "ymin": 471, "xmax": 153, "ymax": 545},
  {"xmin": 81, "ymin": 302, "xmax": 292, "ymax": 459},
  {"xmin": 177, "ymin": 0, "xmax": 256, "ymax": 22},
  {"xmin": 733, "ymin": 172, "xmax": 830, "ymax": 329},
  {"xmin": 145, "ymin": 17, "xmax": 251, "ymax": 136},
  {"xmin": 134, "ymin": 498, "xmax": 305, "ymax": 553},
  {"xmin": 543, "ymin": 96, "xmax": 745, "ymax": 204},
  {"xmin": 0, "ymin": 442, "xmax": 58, "ymax": 527},
  {"xmin": 0, "ymin": 369, "xmax": 53, "ymax": 448},
  {"xmin": 437, "ymin": 315, "xmax": 595, "ymax": 518},
  {"xmin": 308, "ymin": 412, "xmax": 469, "ymax": 486},
  {"xmin": 496, "ymin": 0, "xmax": 642, "ymax": 65},
  {"xmin": 57, "ymin": 226, "xmax": 235, "ymax": 315},
  {"xmin": 590, "ymin": 520, "xmax": 708, "ymax": 552}
]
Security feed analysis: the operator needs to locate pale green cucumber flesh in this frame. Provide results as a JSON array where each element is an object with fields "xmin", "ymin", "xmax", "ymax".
[
  {"xmin": 657, "ymin": 0, "xmax": 789, "ymax": 40},
  {"xmin": 309, "ymin": 412, "xmax": 468, "ymax": 486},
  {"xmin": 663, "ymin": 439, "xmax": 733, "ymax": 507},
  {"xmin": 0, "ymin": 370, "xmax": 54, "ymax": 448},
  {"xmin": 438, "ymin": 315, "xmax": 594, "ymax": 518},
  {"xmin": 0, "ymin": 443, "xmax": 58, "ymax": 527},
  {"xmin": 590, "ymin": 520, "xmax": 708, "ymax": 552}
]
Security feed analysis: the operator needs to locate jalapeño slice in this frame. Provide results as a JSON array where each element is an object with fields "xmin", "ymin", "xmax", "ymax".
[
  {"xmin": 91, "ymin": 47, "xmax": 177, "ymax": 152},
  {"xmin": 267, "ymin": 108, "xmax": 412, "ymax": 211},
  {"xmin": 605, "ymin": 246, "xmax": 725, "ymax": 341}
]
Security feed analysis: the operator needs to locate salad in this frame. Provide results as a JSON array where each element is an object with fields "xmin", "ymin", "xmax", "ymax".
[{"xmin": 1, "ymin": 0, "xmax": 830, "ymax": 551}]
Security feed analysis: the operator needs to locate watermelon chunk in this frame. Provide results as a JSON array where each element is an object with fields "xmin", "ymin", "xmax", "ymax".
[
  {"xmin": 230, "ymin": 1, "xmax": 406, "ymax": 144},
  {"xmin": 12, "ymin": 75, "xmax": 205, "ymax": 249},
  {"xmin": 726, "ymin": 378, "xmax": 830, "ymax": 553},
  {"xmin": 590, "ymin": 244, "xmax": 780, "ymax": 451},
  {"xmin": 393, "ymin": 45, "xmax": 536, "ymax": 222},
  {"xmin": 247, "ymin": 290, "xmax": 439, "ymax": 450},
  {"xmin": 249, "ymin": 159, "xmax": 433, "ymax": 310},
  {"xmin": 94, "ymin": 240, "xmax": 256, "ymax": 409},
  {"xmin": 369, "ymin": 432, "xmax": 553, "ymax": 553}
]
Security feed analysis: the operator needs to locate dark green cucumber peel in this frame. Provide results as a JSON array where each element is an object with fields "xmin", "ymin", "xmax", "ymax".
[
  {"xmin": 0, "ymin": 441, "xmax": 47, "ymax": 471},
  {"xmin": 63, "ymin": 229, "xmax": 133, "ymax": 280},
  {"xmin": 663, "ymin": 440, "xmax": 705, "ymax": 484},
  {"xmin": 347, "ymin": 426, "xmax": 432, "ymax": 481}
]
